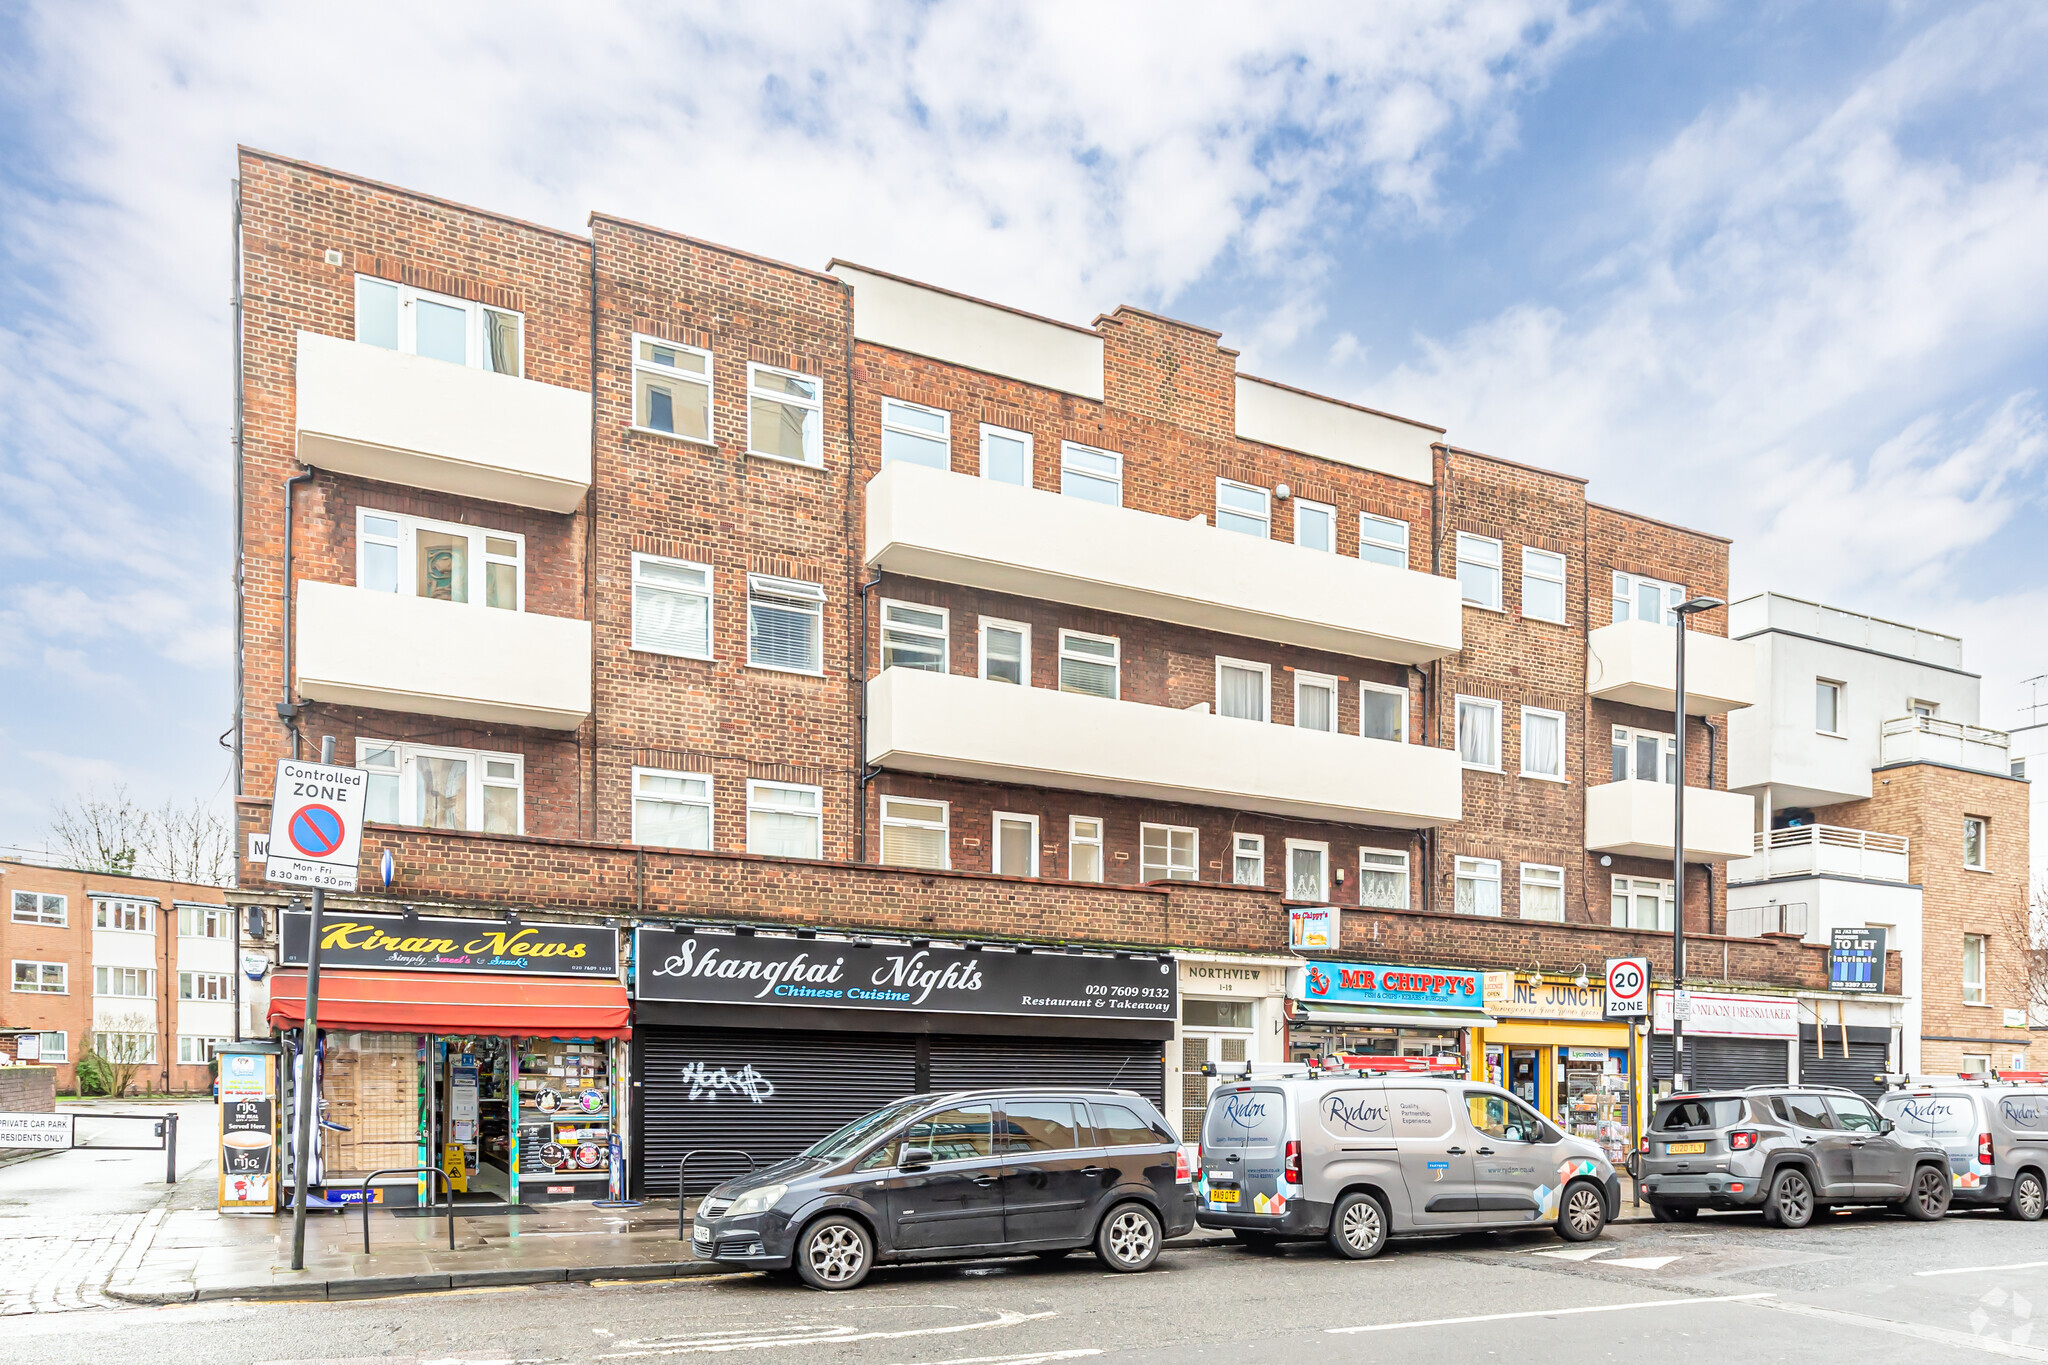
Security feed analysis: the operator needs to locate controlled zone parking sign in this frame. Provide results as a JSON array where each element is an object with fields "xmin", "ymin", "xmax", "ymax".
[
  {"xmin": 264, "ymin": 759, "xmax": 367, "ymax": 892},
  {"xmin": 1604, "ymin": 957, "xmax": 1650, "ymax": 1018}
]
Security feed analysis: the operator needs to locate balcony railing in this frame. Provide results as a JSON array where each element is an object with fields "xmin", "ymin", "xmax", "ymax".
[
  {"xmin": 1585, "ymin": 620, "xmax": 1756, "ymax": 715},
  {"xmin": 1725, "ymin": 902, "xmax": 1812, "ymax": 938},
  {"xmin": 1728, "ymin": 824, "xmax": 1910, "ymax": 885},
  {"xmin": 1582, "ymin": 780, "xmax": 1755, "ymax": 862},
  {"xmin": 1878, "ymin": 715, "xmax": 2011, "ymax": 775}
]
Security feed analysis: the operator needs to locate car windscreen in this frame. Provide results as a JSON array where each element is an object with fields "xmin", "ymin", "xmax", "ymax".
[
  {"xmin": 802, "ymin": 1097, "xmax": 931, "ymax": 1160},
  {"xmin": 1653, "ymin": 1098, "xmax": 1745, "ymax": 1131},
  {"xmin": 1203, "ymin": 1088, "xmax": 1285, "ymax": 1146}
]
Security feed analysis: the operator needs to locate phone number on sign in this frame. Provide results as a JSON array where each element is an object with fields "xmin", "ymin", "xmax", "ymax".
[{"xmin": 1084, "ymin": 985, "xmax": 1172, "ymax": 998}]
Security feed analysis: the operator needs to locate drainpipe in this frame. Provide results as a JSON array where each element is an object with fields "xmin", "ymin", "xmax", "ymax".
[
  {"xmin": 1705, "ymin": 717, "xmax": 1721, "ymax": 936},
  {"xmin": 1424, "ymin": 443, "xmax": 1448, "ymax": 917},
  {"xmin": 230, "ymin": 176, "xmax": 247, "ymax": 797},
  {"xmin": 854, "ymin": 570, "xmax": 882, "ymax": 863},
  {"xmin": 278, "ymin": 468, "xmax": 315, "ymax": 758}
]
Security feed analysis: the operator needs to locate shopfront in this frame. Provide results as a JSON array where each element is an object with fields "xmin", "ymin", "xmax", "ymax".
[
  {"xmin": 1478, "ymin": 974, "xmax": 1633, "ymax": 1163},
  {"xmin": 267, "ymin": 909, "xmax": 629, "ymax": 1208},
  {"xmin": 1286, "ymin": 959, "xmax": 1494, "ymax": 1065},
  {"xmin": 1173, "ymin": 953, "xmax": 1294, "ymax": 1140},
  {"xmin": 1650, "ymin": 990, "xmax": 1798, "ymax": 1094},
  {"xmin": 630, "ymin": 927, "xmax": 1176, "ymax": 1196}
]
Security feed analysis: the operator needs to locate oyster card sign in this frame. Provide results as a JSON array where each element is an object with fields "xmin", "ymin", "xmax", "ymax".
[
  {"xmin": 282, "ymin": 910, "xmax": 620, "ymax": 977},
  {"xmin": 634, "ymin": 927, "xmax": 1175, "ymax": 1021}
]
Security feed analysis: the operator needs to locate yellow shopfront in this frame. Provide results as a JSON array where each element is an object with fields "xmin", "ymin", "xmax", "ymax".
[{"xmin": 1475, "ymin": 974, "xmax": 1635, "ymax": 1166}]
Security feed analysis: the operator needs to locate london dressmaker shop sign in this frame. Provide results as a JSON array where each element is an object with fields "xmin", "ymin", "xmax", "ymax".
[
  {"xmin": 280, "ymin": 910, "xmax": 620, "ymax": 977},
  {"xmin": 633, "ymin": 927, "xmax": 1176, "ymax": 1021}
]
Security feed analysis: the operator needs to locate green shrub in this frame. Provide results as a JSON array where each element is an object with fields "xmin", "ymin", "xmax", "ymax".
[{"xmin": 76, "ymin": 1052, "xmax": 114, "ymax": 1097}]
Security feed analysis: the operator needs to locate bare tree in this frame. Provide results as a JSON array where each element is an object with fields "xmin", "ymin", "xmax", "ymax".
[
  {"xmin": 83, "ymin": 1014, "xmax": 158, "ymax": 1098},
  {"xmin": 45, "ymin": 786, "xmax": 232, "ymax": 886},
  {"xmin": 141, "ymin": 796, "xmax": 233, "ymax": 887},
  {"xmin": 46, "ymin": 785, "xmax": 145, "ymax": 875},
  {"xmin": 2026, "ymin": 884, "xmax": 2048, "ymax": 1024}
]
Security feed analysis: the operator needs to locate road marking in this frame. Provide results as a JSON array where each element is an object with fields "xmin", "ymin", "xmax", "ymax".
[
  {"xmin": 1920, "ymin": 1263, "xmax": 2048, "ymax": 1279},
  {"xmin": 1754, "ymin": 1299, "xmax": 2048, "ymax": 1359},
  {"xmin": 594, "ymin": 1308, "xmax": 1058, "ymax": 1357},
  {"xmin": 1327, "ymin": 1292, "xmax": 1774, "ymax": 1333},
  {"xmin": 890, "ymin": 1353, "xmax": 1101, "ymax": 1365},
  {"xmin": 1602, "ymin": 1256, "xmax": 1681, "ymax": 1271},
  {"xmin": 1528, "ymin": 1246, "xmax": 1613, "ymax": 1262}
]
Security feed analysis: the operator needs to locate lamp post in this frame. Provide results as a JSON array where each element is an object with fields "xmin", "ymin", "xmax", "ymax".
[{"xmin": 1669, "ymin": 596, "xmax": 1723, "ymax": 1091}]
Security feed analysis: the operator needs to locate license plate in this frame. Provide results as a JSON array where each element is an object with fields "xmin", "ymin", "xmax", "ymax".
[
  {"xmin": 692, "ymin": 1223, "xmax": 710, "ymax": 1243},
  {"xmin": 1667, "ymin": 1141, "xmax": 1706, "ymax": 1155},
  {"xmin": 1210, "ymin": 1188, "xmax": 1240, "ymax": 1205}
]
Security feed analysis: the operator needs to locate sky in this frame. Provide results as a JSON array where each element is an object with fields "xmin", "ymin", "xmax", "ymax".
[{"xmin": 2, "ymin": 0, "xmax": 2046, "ymax": 846}]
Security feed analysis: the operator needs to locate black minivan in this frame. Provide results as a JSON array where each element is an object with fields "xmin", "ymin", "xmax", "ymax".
[{"xmin": 690, "ymin": 1087, "xmax": 1195, "ymax": 1289}]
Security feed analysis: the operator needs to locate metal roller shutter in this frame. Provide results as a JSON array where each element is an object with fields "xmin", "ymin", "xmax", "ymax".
[
  {"xmin": 1796, "ymin": 1043, "xmax": 1888, "ymax": 1101},
  {"xmin": 929, "ymin": 1036, "xmax": 1166, "ymax": 1113},
  {"xmin": 1652, "ymin": 1036, "xmax": 1791, "ymax": 1091}
]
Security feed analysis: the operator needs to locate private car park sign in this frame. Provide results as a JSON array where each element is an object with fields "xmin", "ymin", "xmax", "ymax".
[{"xmin": 264, "ymin": 759, "xmax": 367, "ymax": 892}]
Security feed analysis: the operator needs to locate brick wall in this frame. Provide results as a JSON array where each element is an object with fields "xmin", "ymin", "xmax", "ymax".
[{"xmin": 0, "ymin": 1067, "xmax": 57, "ymax": 1115}]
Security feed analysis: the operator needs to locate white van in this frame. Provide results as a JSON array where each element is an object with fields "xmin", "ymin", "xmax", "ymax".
[{"xmin": 1878, "ymin": 1076, "xmax": 2048, "ymax": 1219}]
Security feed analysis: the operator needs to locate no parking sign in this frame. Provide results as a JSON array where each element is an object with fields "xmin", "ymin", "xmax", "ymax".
[{"xmin": 264, "ymin": 759, "xmax": 367, "ymax": 892}]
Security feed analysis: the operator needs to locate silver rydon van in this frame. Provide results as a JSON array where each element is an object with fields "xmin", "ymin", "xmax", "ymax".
[
  {"xmin": 1193, "ymin": 1069, "xmax": 1619, "ymax": 1258},
  {"xmin": 1879, "ymin": 1077, "xmax": 2048, "ymax": 1220}
]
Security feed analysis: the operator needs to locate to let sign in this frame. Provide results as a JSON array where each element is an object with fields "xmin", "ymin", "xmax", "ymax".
[
  {"xmin": 1829, "ymin": 927, "xmax": 1886, "ymax": 994},
  {"xmin": 264, "ymin": 759, "xmax": 366, "ymax": 892}
]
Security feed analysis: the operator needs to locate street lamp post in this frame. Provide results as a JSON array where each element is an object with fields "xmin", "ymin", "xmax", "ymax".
[{"xmin": 1669, "ymin": 596, "xmax": 1724, "ymax": 1091}]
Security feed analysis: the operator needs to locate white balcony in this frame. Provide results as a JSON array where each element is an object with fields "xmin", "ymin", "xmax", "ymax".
[
  {"xmin": 1724, "ymin": 902, "xmax": 1813, "ymax": 938},
  {"xmin": 865, "ymin": 667, "xmax": 1463, "ymax": 828},
  {"xmin": 864, "ymin": 462, "xmax": 1462, "ymax": 665},
  {"xmin": 1878, "ymin": 715, "xmax": 2011, "ymax": 775},
  {"xmin": 294, "ymin": 331, "xmax": 592, "ymax": 513},
  {"xmin": 1727, "ymin": 824, "xmax": 1910, "ymax": 886},
  {"xmin": 1583, "ymin": 780, "xmax": 1754, "ymax": 862},
  {"xmin": 295, "ymin": 580, "xmax": 591, "ymax": 730},
  {"xmin": 1586, "ymin": 620, "xmax": 1756, "ymax": 715}
]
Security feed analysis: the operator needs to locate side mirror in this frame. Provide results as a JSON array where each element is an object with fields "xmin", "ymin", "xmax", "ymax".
[
  {"xmin": 898, "ymin": 1147, "xmax": 934, "ymax": 1171},
  {"xmin": 1878, "ymin": 1119, "xmax": 1896, "ymax": 1135}
]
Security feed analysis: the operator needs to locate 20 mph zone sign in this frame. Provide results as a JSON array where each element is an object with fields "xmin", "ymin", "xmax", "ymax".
[
  {"xmin": 1605, "ymin": 957, "xmax": 1650, "ymax": 1018},
  {"xmin": 264, "ymin": 759, "xmax": 367, "ymax": 892}
]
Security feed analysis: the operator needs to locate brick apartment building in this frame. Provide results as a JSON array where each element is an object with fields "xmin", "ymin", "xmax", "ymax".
[{"xmin": 227, "ymin": 149, "xmax": 1897, "ymax": 1199}]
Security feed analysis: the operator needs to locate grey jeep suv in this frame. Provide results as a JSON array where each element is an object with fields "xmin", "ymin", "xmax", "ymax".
[{"xmin": 1638, "ymin": 1087, "xmax": 1951, "ymax": 1228}]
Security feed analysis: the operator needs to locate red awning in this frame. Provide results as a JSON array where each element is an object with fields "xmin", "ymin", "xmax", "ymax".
[{"xmin": 267, "ymin": 970, "xmax": 631, "ymax": 1039}]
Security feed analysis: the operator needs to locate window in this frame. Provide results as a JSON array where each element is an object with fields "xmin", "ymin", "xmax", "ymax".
[
  {"xmin": 1964, "ymin": 934, "xmax": 1987, "ymax": 1004},
  {"xmin": 632, "ymin": 769, "xmax": 713, "ymax": 850},
  {"xmin": 993, "ymin": 812, "xmax": 1040, "ymax": 877},
  {"xmin": 92, "ymin": 1032, "xmax": 156, "ymax": 1064},
  {"xmin": 1060, "ymin": 442, "xmax": 1122, "ymax": 506},
  {"xmin": 179, "ymin": 1036, "xmax": 230, "ymax": 1066},
  {"xmin": 1962, "ymin": 1053, "xmax": 1992, "ymax": 1077},
  {"xmin": 880, "ymin": 797, "xmax": 949, "ymax": 870},
  {"xmin": 1140, "ymin": 824, "xmax": 1198, "ymax": 882},
  {"xmin": 1002, "ymin": 1100, "xmax": 1083, "ymax": 1153},
  {"xmin": 1456, "ymin": 697, "xmax": 1502, "ymax": 770},
  {"xmin": 35, "ymin": 1032, "xmax": 67, "ymax": 1063},
  {"xmin": 880, "ymin": 398, "xmax": 951, "ymax": 470},
  {"xmin": 979, "ymin": 424, "xmax": 1032, "ymax": 486},
  {"xmin": 1359, "ymin": 848, "xmax": 1410, "ymax": 909},
  {"xmin": 902, "ymin": 1105, "xmax": 995, "ymax": 1163},
  {"xmin": 2014, "ymin": 757, "xmax": 2029, "ymax": 781},
  {"xmin": 747, "ymin": 781, "xmax": 822, "ymax": 859},
  {"xmin": 1091, "ymin": 1101, "xmax": 1165, "ymax": 1147},
  {"xmin": 11, "ymin": 891, "xmax": 65, "ymax": 926},
  {"xmin": 746, "ymin": 363, "xmax": 823, "ymax": 466},
  {"xmin": 1058, "ymin": 631, "xmax": 1120, "ymax": 699},
  {"xmin": 880, "ymin": 600, "xmax": 948, "ymax": 673},
  {"xmin": 1457, "ymin": 532, "xmax": 1502, "ymax": 609},
  {"xmin": 1827, "ymin": 1096, "xmax": 1884, "ymax": 1133},
  {"xmin": 11, "ymin": 961, "xmax": 66, "ymax": 994},
  {"xmin": 631, "ymin": 554, "xmax": 713, "ymax": 659},
  {"xmin": 1519, "ymin": 864, "xmax": 1565, "ymax": 922},
  {"xmin": 978, "ymin": 618, "xmax": 1030, "ymax": 686},
  {"xmin": 95, "ymin": 966, "xmax": 153, "ymax": 998},
  {"xmin": 1455, "ymin": 857, "xmax": 1502, "ymax": 917},
  {"xmin": 631, "ymin": 335, "xmax": 713, "ymax": 442},
  {"xmin": 1610, "ymin": 725, "xmax": 1677, "ymax": 783},
  {"xmin": 1908, "ymin": 698, "xmax": 1939, "ymax": 719},
  {"xmin": 1815, "ymin": 680, "xmax": 1844, "ymax": 736},
  {"xmin": 1521, "ymin": 548, "xmax": 1566, "ymax": 624},
  {"xmin": 357, "ymin": 509, "xmax": 523, "ymax": 611},
  {"xmin": 179, "ymin": 972, "xmax": 230, "ymax": 1002},
  {"xmin": 1069, "ymin": 817, "xmax": 1104, "ymax": 882},
  {"xmin": 1964, "ymin": 816, "xmax": 1988, "ymax": 870},
  {"xmin": 1286, "ymin": 841, "xmax": 1330, "ymax": 902},
  {"xmin": 1359, "ymin": 682, "xmax": 1407, "ymax": 743},
  {"xmin": 355, "ymin": 275, "xmax": 522, "ymax": 374},
  {"xmin": 1184, "ymin": 998, "xmax": 1254, "ymax": 1029},
  {"xmin": 1610, "ymin": 875, "xmax": 1675, "ymax": 931},
  {"xmin": 1520, "ymin": 707, "xmax": 1565, "ymax": 780},
  {"xmin": 94, "ymin": 899, "xmax": 152, "ymax": 933},
  {"xmin": 1612, "ymin": 571, "xmax": 1684, "ymax": 626},
  {"xmin": 1358, "ymin": 513, "xmax": 1409, "ymax": 569},
  {"xmin": 178, "ymin": 905, "xmax": 228, "ymax": 939},
  {"xmin": 1295, "ymin": 498, "xmax": 1336, "ymax": 553},
  {"xmin": 1215, "ymin": 480, "xmax": 1270, "ymax": 538},
  {"xmin": 747, "ymin": 574, "xmax": 825, "ymax": 673},
  {"xmin": 1233, "ymin": 833, "xmax": 1265, "ymax": 887},
  {"xmin": 356, "ymin": 739, "xmax": 523, "ymax": 834},
  {"xmin": 1216, "ymin": 658, "xmax": 1270, "ymax": 722},
  {"xmin": 1295, "ymin": 672, "xmax": 1337, "ymax": 733}
]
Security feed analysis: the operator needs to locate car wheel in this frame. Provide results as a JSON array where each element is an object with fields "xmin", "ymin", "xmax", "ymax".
[
  {"xmin": 1649, "ymin": 1201, "xmax": 1698, "ymax": 1223},
  {"xmin": 1898, "ymin": 1164, "xmax": 1951, "ymax": 1221},
  {"xmin": 794, "ymin": 1215, "xmax": 872, "ymax": 1291},
  {"xmin": 1767, "ymin": 1168, "xmax": 1815, "ymax": 1229},
  {"xmin": 1233, "ymin": 1229, "xmax": 1280, "ymax": 1252},
  {"xmin": 1558, "ymin": 1181, "xmax": 1607, "ymax": 1242},
  {"xmin": 2009, "ymin": 1171, "xmax": 2046, "ymax": 1222},
  {"xmin": 1096, "ymin": 1203, "xmax": 1162, "ymax": 1273},
  {"xmin": 1328, "ymin": 1191, "xmax": 1389, "ymax": 1260}
]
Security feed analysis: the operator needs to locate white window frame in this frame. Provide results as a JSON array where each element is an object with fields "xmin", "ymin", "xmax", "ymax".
[
  {"xmin": 11, "ymin": 961, "xmax": 67, "ymax": 994},
  {"xmin": 1285, "ymin": 839, "xmax": 1331, "ymax": 903},
  {"xmin": 1964, "ymin": 816, "xmax": 1989, "ymax": 871},
  {"xmin": 1358, "ymin": 513, "xmax": 1409, "ymax": 569},
  {"xmin": 992, "ymin": 811, "xmax": 1041, "ymax": 878},
  {"xmin": 631, "ymin": 767, "xmax": 714, "ymax": 851},
  {"xmin": 1057, "ymin": 630, "xmax": 1121, "ymax": 700},
  {"xmin": 1610, "ymin": 875, "xmax": 1676, "ymax": 931},
  {"xmin": 745, "ymin": 362, "xmax": 824, "ymax": 467},
  {"xmin": 879, "ymin": 796, "xmax": 951, "ymax": 871},
  {"xmin": 1059, "ymin": 441, "xmax": 1123, "ymax": 506},
  {"xmin": 978, "ymin": 423, "xmax": 1033, "ymax": 486},
  {"xmin": 879, "ymin": 599, "xmax": 950, "ymax": 674},
  {"xmin": 1215, "ymin": 478, "xmax": 1271, "ymax": 539},
  {"xmin": 35, "ymin": 1031, "xmax": 67, "ymax": 1063},
  {"xmin": 1358, "ymin": 681, "xmax": 1409, "ymax": 744},
  {"xmin": 630, "ymin": 553, "xmax": 714, "ymax": 660},
  {"xmin": 1456, "ymin": 532, "xmax": 1503, "ymax": 610},
  {"xmin": 1962, "ymin": 1052, "xmax": 1993, "ymax": 1076},
  {"xmin": 94, "ymin": 965, "xmax": 153, "ymax": 998},
  {"xmin": 1454, "ymin": 857, "xmax": 1503, "ymax": 917},
  {"xmin": 1815, "ymin": 679, "xmax": 1845, "ymax": 737},
  {"xmin": 1519, "ymin": 863, "xmax": 1566, "ymax": 922},
  {"xmin": 1456, "ymin": 696, "xmax": 1503, "ymax": 771},
  {"xmin": 879, "ymin": 397, "xmax": 952, "ymax": 471},
  {"xmin": 1521, "ymin": 547, "xmax": 1567, "ymax": 624},
  {"xmin": 353, "ymin": 274, "xmax": 523, "ymax": 375},
  {"xmin": 11, "ymin": 890, "xmax": 66, "ymax": 927},
  {"xmin": 1068, "ymin": 816, "xmax": 1105, "ymax": 883},
  {"xmin": 1139, "ymin": 823, "xmax": 1198, "ymax": 883},
  {"xmin": 92, "ymin": 1032, "xmax": 156, "ymax": 1065},
  {"xmin": 355, "ymin": 738, "xmax": 524, "ymax": 834},
  {"xmin": 629, "ymin": 333, "xmax": 715, "ymax": 445},
  {"xmin": 1964, "ymin": 933, "xmax": 1988, "ymax": 1005},
  {"xmin": 179, "ymin": 971, "xmax": 231, "ymax": 1002},
  {"xmin": 746, "ymin": 780, "xmax": 824, "ymax": 859},
  {"xmin": 93, "ymin": 898, "xmax": 153, "ymax": 934},
  {"xmin": 177, "ymin": 905, "xmax": 228, "ymax": 939},
  {"xmin": 1294, "ymin": 670, "xmax": 1338, "ymax": 733},
  {"xmin": 1358, "ymin": 848, "xmax": 1410, "ymax": 909},
  {"xmin": 355, "ymin": 508, "xmax": 525, "ymax": 612},
  {"xmin": 1613, "ymin": 570, "xmax": 1685, "ymax": 626},
  {"xmin": 1294, "ymin": 497, "xmax": 1337, "ymax": 553},
  {"xmin": 1908, "ymin": 698, "xmax": 1940, "ymax": 719},
  {"xmin": 1232, "ymin": 833, "xmax": 1266, "ymax": 888},
  {"xmin": 977, "ymin": 617, "xmax": 1031, "ymax": 686},
  {"xmin": 1216, "ymin": 657, "xmax": 1272, "ymax": 723},
  {"xmin": 1520, "ymin": 706, "xmax": 1567, "ymax": 781},
  {"xmin": 1610, "ymin": 725, "xmax": 1678, "ymax": 784},
  {"xmin": 747, "ymin": 574, "xmax": 827, "ymax": 675},
  {"xmin": 179, "ymin": 1036, "xmax": 231, "ymax": 1066}
]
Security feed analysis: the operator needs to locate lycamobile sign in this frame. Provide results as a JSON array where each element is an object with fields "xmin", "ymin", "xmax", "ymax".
[{"xmin": 633, "ymin": 927, "xmax": 1175, "ymax": 1020}]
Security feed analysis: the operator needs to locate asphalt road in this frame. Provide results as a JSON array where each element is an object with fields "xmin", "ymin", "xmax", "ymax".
[{"xmin": 8, "ymin": 1206, "xmax": 2048, "ymax": 1363}]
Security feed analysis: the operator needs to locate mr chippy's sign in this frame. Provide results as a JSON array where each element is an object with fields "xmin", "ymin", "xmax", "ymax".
[{"xmin": 280, "ymin": 910, "xmax": 620, "ymax": 978}]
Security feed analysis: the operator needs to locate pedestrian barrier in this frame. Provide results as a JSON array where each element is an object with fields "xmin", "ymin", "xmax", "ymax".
[
  {"xmin": 675, "ymin": 1149, "xmax": 758, "ymax": 1241},
  {"xmin": 358, "ymin": 1166, "xmax": 456, "ymax": 1253},
  {"xmin": 68, "ymin": 1111, "xmax": 180, "ymax": 1185}
]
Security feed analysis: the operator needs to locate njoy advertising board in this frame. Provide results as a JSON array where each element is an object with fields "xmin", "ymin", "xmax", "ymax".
[{"xmin": 264, "ymin": 759, "xmax": 367, "ymax": 892}]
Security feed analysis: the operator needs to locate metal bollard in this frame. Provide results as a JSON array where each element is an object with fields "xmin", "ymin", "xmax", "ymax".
[{"xmin": 164, "ymin": 1112, "xmax": 179, "ymax": 1185}]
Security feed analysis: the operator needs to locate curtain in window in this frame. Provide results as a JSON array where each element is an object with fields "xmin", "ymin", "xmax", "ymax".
[
  {"xmin": 1298, "ymin": 684, "xmax": 1334, "ymax": 732},
  {"xmin": 1288, "ymin": 848, "xmax": 1325, "ymax": 901},
  {"xmin": 1458, "ymin": 702, "xmax": 1497, "ymax": 766},
  {"xmin": 416, "ymin": 756, "xmax": 469, "ymax": 830},
  {"xmin": 995, "ymin": 818, "xmax": 1035, "ymax": 876},
  {"xmin": 1360, "ymin": 690, "xmax": 1403, "ymax": 742},
  {"xmin": 484, "ymin": 308, "xmax": 521, "ymax": 375},
  {"xmin": 1524, "ymin": 713, "xmax": 1561, "ymax": 777},
  {"xmin": 1359, "ymin": 853, "xmax": 1408, "ymax": 908},
  {"xmin": 1219, "ymin": 666, "xmax": 1266, "ymax": 722},
  {"xmin": 636, "ymin": 573, "xmax": 711, "ymax": 656},
  {"xmin": 750, "ymin": 810, "xmax": 821, "ymax": 859},
  {"xmin": 1455, "ymin": 863, "xmax": 1500, "ymax": 916},
  {"xmin": 751, "ymin": 396, "xmax": 812, "ymax": 461}
]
